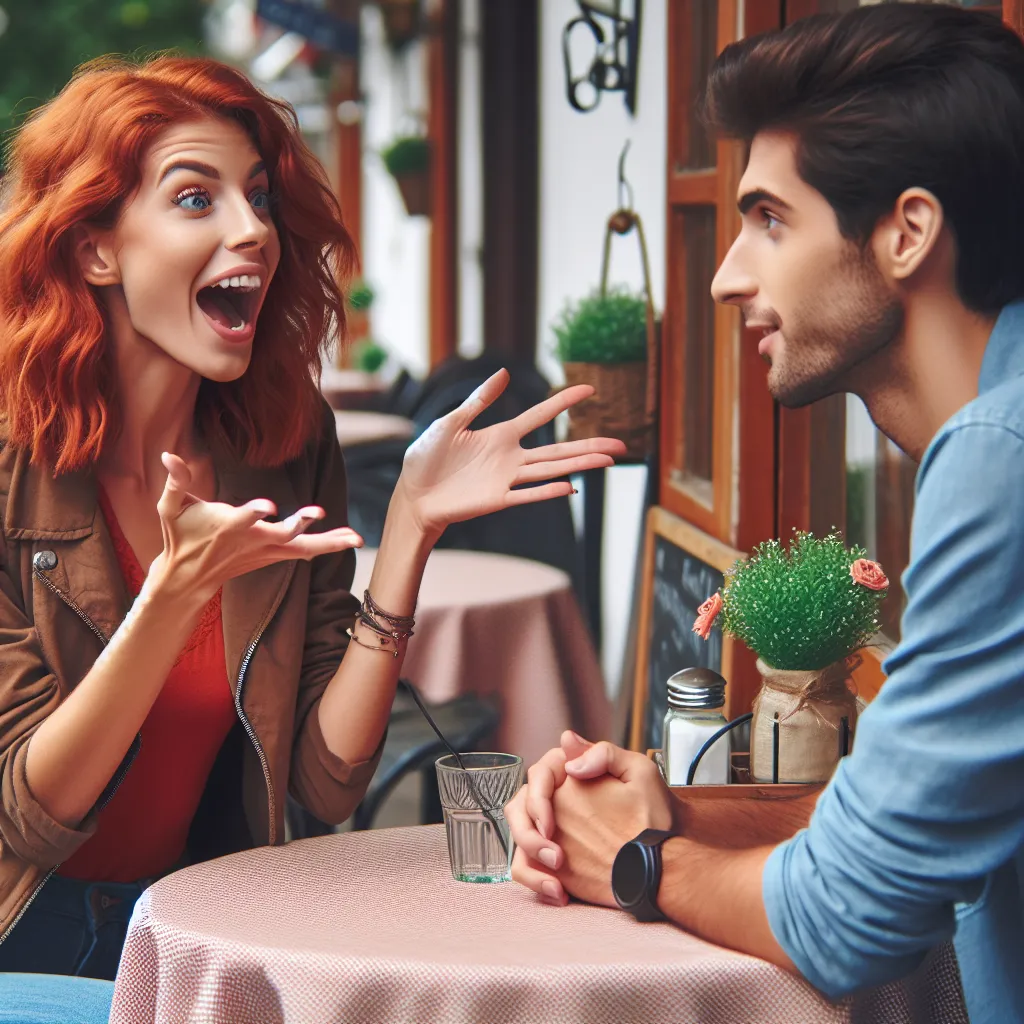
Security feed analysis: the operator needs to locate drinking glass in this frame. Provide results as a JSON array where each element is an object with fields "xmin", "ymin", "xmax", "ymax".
[{"xmin": 435, "ymin": 752, "xmax": 523, "ymax": 883}]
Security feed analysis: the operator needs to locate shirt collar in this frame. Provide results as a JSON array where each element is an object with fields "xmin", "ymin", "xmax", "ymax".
[{"xmin": 979, "ymin": 299, "xmax": 1024, "ymax": 394}]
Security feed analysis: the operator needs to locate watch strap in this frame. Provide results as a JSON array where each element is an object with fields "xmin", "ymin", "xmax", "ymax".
[{"xmin": 614, "ymin": 828, "xmax": 674, "ymax": 922}]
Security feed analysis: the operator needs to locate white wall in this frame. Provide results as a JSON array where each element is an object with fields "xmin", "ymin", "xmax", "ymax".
[
  {"xmin": 538, "ymin": 0, "xmax": 666, "ymax": 697},
  {"xmin": 359, "ymin": 6, "xmax": 432, "ymax": 377}
]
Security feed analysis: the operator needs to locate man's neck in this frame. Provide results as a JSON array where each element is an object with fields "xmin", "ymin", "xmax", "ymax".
[{"xmin": 851, "ymin": 293, "xmax": 996, "ymax": 462}]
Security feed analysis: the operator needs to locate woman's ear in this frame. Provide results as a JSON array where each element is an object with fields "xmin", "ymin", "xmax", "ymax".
[{"xmin": 73, "ymin": 225, "xmax": 121, "ymax": 287}]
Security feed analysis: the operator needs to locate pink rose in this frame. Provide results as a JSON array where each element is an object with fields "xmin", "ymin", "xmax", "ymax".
[
  {"xmin": 851, "ymin": 558, "xmax": 889, "ymax": 591},
  {"xmin": 692, "ymin": 592, "xmax": 724, "ymax": 640}
]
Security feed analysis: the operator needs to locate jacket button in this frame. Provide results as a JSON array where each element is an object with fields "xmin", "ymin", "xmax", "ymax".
[{"xmin": 33, "ymin": 550, "xmax": 57, "ymax": 571}]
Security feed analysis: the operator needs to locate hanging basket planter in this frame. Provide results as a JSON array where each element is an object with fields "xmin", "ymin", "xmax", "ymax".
[
  {"xmin": 381, "ymin": 136, "xmax": 432, "ymax": 217},
  {"xmin": 379, "ymin": 0, "xmax": 422, "ymax": 49},
  {"xmin": 553, "ymin": 210, "xmax": 659, "ymax": 462}
]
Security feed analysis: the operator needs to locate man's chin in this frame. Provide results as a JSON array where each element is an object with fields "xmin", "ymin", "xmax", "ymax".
[{"xmin": 767, "ymin": 368, "xmax": 836, "ymax": 409}]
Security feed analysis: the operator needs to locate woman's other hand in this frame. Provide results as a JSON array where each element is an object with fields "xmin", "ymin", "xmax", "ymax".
[
  {"xmin": 393, "ymin": 369, "xmax": 626, "ymax": 540},
  {"xmin": 150, "ymin": 452, "xmax": 363, "ymax": 602}
]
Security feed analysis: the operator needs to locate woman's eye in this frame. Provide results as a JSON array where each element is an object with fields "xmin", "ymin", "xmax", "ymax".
[
  {"xmin": 250, "ymin": 189, "xmax": 271, "ymax": 211},
  {"xmin": 173, "ymin": 187, "xmax": 212, "ymax": 212}
]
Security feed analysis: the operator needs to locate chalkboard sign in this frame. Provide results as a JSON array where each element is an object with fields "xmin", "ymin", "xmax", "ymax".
[
  {"xmin": 630, "ymin": 507, "xmax": 744, "ymax": 752},
  {"xmin": 644, "ymin": 536, "xmax": 725, "ymax": 750}
]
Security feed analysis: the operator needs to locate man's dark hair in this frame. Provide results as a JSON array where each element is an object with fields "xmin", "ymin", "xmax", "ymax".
[{"xmin": 705, "ymin": 4, "xmax": 1024, "ymax": 315}]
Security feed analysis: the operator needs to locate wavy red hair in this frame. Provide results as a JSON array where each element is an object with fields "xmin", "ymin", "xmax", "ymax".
[{"xmin": 0, "ymin": 55, "xmax": 356, "ymax": 472}]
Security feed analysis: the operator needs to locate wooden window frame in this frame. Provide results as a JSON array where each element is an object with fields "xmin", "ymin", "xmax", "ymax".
[{"xmin": 659, "ymin": 0, "xmax": 743, "ymax": 544}]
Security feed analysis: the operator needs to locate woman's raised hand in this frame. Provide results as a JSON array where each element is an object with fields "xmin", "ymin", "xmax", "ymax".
[
  {"xmin": 150, "ymin": 452, "xmax": 363, "ymax": 602},
  {"xmin": 394, "ymin": 369, "xmax": 627, "ymax": 540}
]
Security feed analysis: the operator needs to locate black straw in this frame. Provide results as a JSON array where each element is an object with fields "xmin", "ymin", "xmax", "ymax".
[
  {"xmin": 772, "ymin": 713, "xmax": 780, "ymax": 784},
  {"xmin": 399, "ymin": 680, "xmax": 510, "ymax": 859}
]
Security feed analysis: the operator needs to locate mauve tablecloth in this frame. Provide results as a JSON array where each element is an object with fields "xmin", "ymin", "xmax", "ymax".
[
  {"xmin": 352, "ymin": 548, "xmax": 611, "ymax": 766},
  {"xmin": 110, "ymin": 825, "xmax": 967, "ymax": 1024}
]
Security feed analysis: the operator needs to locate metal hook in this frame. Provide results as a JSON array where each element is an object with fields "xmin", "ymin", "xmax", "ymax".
[{"xmin": 617, "ymin": 139, "xmax": 634, "ymax": 211}]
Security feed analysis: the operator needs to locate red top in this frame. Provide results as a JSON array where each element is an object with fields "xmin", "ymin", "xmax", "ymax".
[{"xmin": 59, "ymin": 489, "xmax": 237, "ymax": 883}]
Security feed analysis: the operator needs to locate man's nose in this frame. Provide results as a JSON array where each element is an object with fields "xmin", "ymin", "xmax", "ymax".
[{"xmin": 711, "ymin": 241, "xmax": 755, "ymax": 306}]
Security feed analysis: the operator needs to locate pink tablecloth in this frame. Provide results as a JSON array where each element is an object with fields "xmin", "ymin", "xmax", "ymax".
[
  {"xmin": 353, "ymin": 548, "xmax": 610, "ymax": 765},
  {"xmin": 334, "ymin": 410, "xmax": 413, "ymax": 447},
  {"xmin": 110, "ymin": 826, "xmax": 965, "ymax": 1024}
]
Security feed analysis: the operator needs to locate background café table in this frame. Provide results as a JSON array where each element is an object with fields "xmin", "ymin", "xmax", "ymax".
[
  {"xmin": 334, "ymin": 409, "xmax": 414, "ymax": 448},
  {"xmin": 110, "ymin": 825, "xmax": 964, "ymax": 1024},
  {"xmin": 352, "ymin": 547, "xmax": 609, "ymax": 766}
]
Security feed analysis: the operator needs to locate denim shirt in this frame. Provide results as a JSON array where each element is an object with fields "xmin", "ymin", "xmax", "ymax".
[{"xmin": 763, "ymin": 300, "xmax": 1024, "ymax": 1023}]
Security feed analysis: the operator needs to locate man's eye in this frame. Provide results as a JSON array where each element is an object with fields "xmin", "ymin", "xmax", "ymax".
[{"xmin": 173, "ymin": 187, "xmax": 212, "ymax": 212}]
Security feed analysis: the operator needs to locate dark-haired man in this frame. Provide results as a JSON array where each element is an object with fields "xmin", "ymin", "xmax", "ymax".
[{"xmin": 507, "ymin": 5, "xmax": 1024, "ymax": 1020}]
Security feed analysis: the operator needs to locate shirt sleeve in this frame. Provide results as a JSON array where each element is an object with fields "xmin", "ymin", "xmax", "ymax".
[{"xmin": 762, "ymin": 422, "xmax": 1024, "ymax": 998}]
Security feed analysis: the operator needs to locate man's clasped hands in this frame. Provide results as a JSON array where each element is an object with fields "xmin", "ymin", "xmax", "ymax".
[{"xmin": 506, "ymin": 732, "xmax": 678, "ymax": 908}]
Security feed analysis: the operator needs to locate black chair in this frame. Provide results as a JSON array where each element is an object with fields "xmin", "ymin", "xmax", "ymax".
[{"xmin": 285, "ymin": 682, "xmax": 502, "ymax": 840}]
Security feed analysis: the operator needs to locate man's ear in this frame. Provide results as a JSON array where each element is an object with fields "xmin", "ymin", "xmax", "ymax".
[
  {"xmin": 871, "ymin": 188, "xmax": 945, "ymax": 284},
  {"xmin": 73, "ymin": 225, "xmax": 121, "ymax": 287}
]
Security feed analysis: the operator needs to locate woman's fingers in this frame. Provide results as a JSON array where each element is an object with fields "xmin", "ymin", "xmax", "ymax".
[
  {"xmin": 511, "ymin": 385, "xmax": 596, "ymax": 438},
  {"xmin": 156, "ymin": 452, "xmax": 197, "ymax": 520},
  {"xmin": 504, "ymin": 481, "xmax": 574, "ymax": 507},
  {"xmin": 451, "ymin": 369, "xmax": 510, "ymax": 429},
  {"xmin": 514, "ymin": 453, "xmax": 615, "ymax": 486},
  {"xmin": 285, "ymin": 526, "xmax": 364, "ymax": 559},
  {"xmin": 522, "ymin": 437, "xmax": 627, "ymax": 464}
]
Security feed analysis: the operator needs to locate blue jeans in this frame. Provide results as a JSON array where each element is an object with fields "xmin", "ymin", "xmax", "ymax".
[
  {"xmin": 0, "ymin": 974, "xmax": 113, "ymax": 1024},
  {"xmin": 0, "ymin": 874, "xmax": 146, "ymax": 1023},
  {"xmin": 0, "ymin": 874, "xmax": 145, "ymax": 980}
]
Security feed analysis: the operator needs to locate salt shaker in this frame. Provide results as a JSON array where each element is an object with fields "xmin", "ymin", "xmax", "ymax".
[{"xmin": 663, "ymin": 667, "xmax": 730, "ymax": 786}]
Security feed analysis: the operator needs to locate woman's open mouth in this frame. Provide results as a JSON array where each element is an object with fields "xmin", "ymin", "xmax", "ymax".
[{"xmin": 196, "ymin": 275, "xmax": 262, "ymax": 342}]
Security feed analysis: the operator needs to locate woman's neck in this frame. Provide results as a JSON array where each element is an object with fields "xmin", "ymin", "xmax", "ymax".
[{"xmin": 98, "ymin": 319, "xmax": 205, "ymax": 490}]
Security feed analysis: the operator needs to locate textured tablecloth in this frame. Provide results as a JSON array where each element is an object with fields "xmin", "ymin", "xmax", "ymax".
[
  {"xmin": 109, "ymin": 826, "xmax": 966, "ymax": 1024},
  {"xmin": 352, "ymin": 548, "xmax": 611, "ymax": 765},
  {"xmin": 320, "ymin": 368, "xmax": 389, "ymax": 413},
  {"xmin": 334, "ymin": 410, "xmax": 413, "ymax": 447}
]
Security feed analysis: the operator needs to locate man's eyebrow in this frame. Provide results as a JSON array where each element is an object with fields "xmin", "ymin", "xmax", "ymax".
[
  {"xmin": 158, "ymin": 160, "xmax": 267, "ymax": 185},
  {"xmin": 738, "ymin": 188, "xmax": 793, "ymax": 215}
]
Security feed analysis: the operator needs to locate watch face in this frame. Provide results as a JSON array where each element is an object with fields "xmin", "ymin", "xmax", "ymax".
[{"xmin": 612, "ymin": 842, "xmax": 647, "ymax": 907}]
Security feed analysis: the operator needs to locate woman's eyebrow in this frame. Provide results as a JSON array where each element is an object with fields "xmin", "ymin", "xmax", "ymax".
[{"xmin": 158, "ymin": 160, "xmax": 266, "ymax": 185}]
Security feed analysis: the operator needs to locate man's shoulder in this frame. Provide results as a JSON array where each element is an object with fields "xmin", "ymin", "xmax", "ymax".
[{"xmin": 921, "ymin": 378, "xmax": 1024, "ymax": 483}]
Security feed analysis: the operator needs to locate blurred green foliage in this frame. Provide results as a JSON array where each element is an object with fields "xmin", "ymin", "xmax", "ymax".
[{"xmin": 0, "ymin": 0, "xmax": 206, "ymax": 168}]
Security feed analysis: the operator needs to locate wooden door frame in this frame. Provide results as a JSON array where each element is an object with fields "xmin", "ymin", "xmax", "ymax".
[{"xmin": 427, "ymin": 0, "xmax": 460, "ymax": 368}]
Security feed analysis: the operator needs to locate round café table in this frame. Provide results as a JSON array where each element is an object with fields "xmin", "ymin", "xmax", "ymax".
[
  {"xmin": 320, "ymin": 366, "xmax": 389, "ymax": 411},
  {"xmin": 352, "ymin": 548, "xmax": 610, "ymax": 766},
  {"xmin": 109, "ymin": 826, "xmax": 964, "ymax": 1024},
  {"xmin": 334, "ymin": 410, "xmax": 414, "ymax": 448}
]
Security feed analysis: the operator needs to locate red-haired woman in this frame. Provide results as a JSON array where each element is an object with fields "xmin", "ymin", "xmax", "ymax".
[{"xmin": 0, "ymin": 53, "xmax": 623, "ymax": 1008}]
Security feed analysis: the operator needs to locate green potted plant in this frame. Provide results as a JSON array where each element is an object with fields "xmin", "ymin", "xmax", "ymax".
[
  {"xmin": 552, "ymin": 287, "xmax": 651, "ymax": 459},
  {"xmin": 381, "ymin": 135, "xmax": 431, "ymax": 216},
  {"xmin": 344, "ymin": 278, "xmax": 375, "ymax": 343},
  {"xmin": 352, "ymin": 338, "xmax": 388, "ymax": 375},
  {"xmin": 693, "ymin": 531, "xmax": 889, "ymax": 783}
]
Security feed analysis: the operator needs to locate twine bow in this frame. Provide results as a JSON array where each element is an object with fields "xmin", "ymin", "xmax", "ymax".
[{"xmin": 753, "ymin": 653, "xmax": 863, "ymax": 731}]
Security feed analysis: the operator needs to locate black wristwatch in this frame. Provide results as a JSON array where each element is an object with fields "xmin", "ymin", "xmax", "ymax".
[{"xmin": 611, "ymin": 828, "xmax": 674, "ymax": 922}]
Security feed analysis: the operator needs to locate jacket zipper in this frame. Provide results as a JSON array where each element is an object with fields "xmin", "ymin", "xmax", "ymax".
[
  {"xmin": 37, "ymin": 566, "xmax": 278, "ymax": 842},
  {"xmin": 0, "ymin": 866, "xmax": 58, "ymax": 947},
  {"xmin": 1, "ymin": 568, "xmax": 136, "ymax": 947},
  {"xmin": 235, "ymin": 628, "xmax": 276, "ymax": 845},
  {"xmin": 1, "ymin": 575, "xmax": 278, "ymax": 945}
]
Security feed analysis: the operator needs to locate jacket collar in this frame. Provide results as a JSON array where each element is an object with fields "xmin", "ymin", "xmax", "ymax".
[
  {"xmin": 979, "ymin": 298, "xmax": 1024, "ymax": 395},
  {"xmin": 4, "ymin": 444, "xmax": 300, "ymax": 683}
]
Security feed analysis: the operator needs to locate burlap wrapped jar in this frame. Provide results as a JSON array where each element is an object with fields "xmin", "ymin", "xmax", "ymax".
[{"xmin": 749, "ymin": 658, "xmax": 860, "ymax": 783}]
